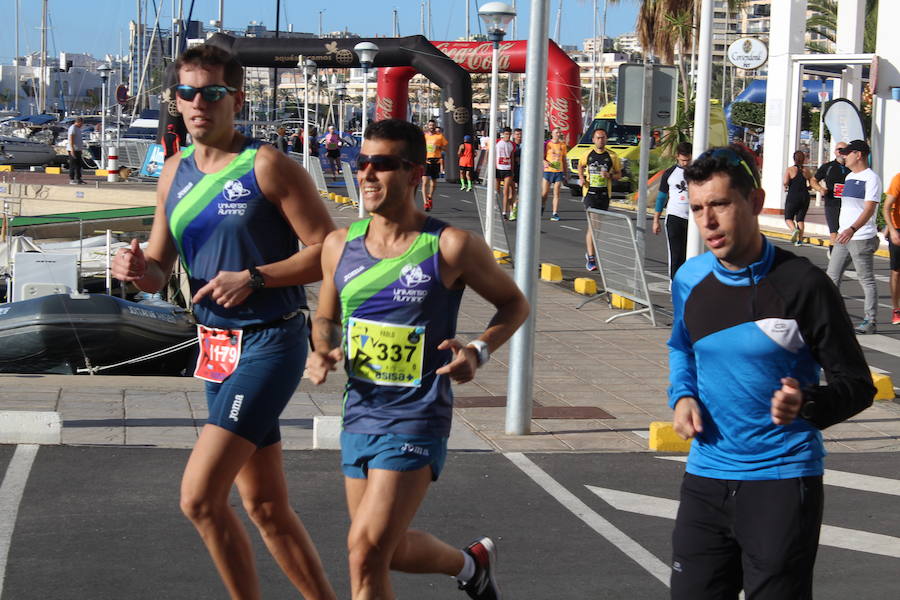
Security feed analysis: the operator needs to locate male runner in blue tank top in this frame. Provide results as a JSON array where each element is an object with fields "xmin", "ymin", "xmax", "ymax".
[
  {"xmin": 307, "ymin": 119, "xmax": 529, "ymax": 600},
  {"xmin": 112, "ymin": 45, "xmax": 337, "ymax": 600}
]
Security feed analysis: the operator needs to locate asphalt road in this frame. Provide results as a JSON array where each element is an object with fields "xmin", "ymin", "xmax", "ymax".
[{"xmin": 1, "ymin": 446, "xmax": 898, "ymax": 599}]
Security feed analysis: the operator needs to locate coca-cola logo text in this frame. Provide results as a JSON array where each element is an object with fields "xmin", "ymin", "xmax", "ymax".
[{"xmin": 433, "ymin": 42, "xmax": 516, "ymax": 72}]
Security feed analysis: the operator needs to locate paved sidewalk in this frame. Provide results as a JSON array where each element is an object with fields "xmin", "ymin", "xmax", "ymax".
[
  {"xmin": 2, "ymin": 277, "xmax": 898, "ymax": 453},
  {"xmin": 2, "ymin": 188, "xmax": 899, "ymax": 453}
]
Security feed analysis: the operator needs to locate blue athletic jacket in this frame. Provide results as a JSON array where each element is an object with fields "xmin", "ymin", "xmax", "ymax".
[{"xmin": 668, "ymin": 237, "xmax": 874, "ymax": 480}]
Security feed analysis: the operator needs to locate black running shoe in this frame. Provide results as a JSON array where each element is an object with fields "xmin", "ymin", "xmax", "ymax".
[{"xmin": 459, "ymin": 536, "xmax": 500, "ymax": 599}]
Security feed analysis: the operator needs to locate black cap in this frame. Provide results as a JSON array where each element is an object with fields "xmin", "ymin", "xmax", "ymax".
[{"xmin": 838, "ymin": 139, "xmax": 869, "ymax": 155}]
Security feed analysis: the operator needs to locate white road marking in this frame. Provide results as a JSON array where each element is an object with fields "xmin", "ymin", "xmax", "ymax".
[
  {"xmin": 0, "ymin": 445, "xmax": 39, "ymax": 596},
  {"xmin": 459, "ymin": 198, "xmax": 473, "ymax": 204},
  {"xmin": 824, "ymin": 469, "xmax": 900, "ymax": 496},
  {"xmin": 656, "ymin": 455, "xmax": 900, "ymax": 495},
  {"xmin": 631, "ymin": 430, "xmax": 650, "ymax": 439},
  {"xmin": 560, "ymin": 225, "xmax": 580, "ymax": 231},
  {"xmin": 856, "ymin": 334, "xmax": 900, "ymax": 357},
  {"xmin": 505, "ymin": 452, "xmax": 671, "ymax": 587},
  {"xmin": 587, "ymin": 485, "xmax": 900, "ymax": 558}
]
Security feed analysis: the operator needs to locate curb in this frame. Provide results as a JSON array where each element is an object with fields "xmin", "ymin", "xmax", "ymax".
[{"xmin": 0, "ymin": 411, "xmax": 62, "ymax": 445}]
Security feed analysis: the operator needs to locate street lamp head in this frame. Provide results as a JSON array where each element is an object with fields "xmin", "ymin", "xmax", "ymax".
[
  {"xmin": 478, "ymin": 2, "xmax": 516, "ymax": 42},
  {"xmin": 97, "ymin": 63, "xmax": 112, "ymax": 82},
  {"xmin": 305, "ymin": 59, "xmax": 317, "ymax": 70},
  {"xmin": 353, "ymin": 42, "xmax": 380, "ymax": 69}
]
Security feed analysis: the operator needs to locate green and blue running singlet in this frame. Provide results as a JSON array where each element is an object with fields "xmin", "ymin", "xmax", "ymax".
[
  {"xmin": 335, "ymin": 217, "xmax": 464, "ymax": 437},
  {"xmin": 166, "ymin": 139, "xmax": 306, "ymax": 328}
]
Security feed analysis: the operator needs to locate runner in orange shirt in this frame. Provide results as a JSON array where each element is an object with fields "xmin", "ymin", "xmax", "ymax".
[
  {"xmin": 421, "ymin": 119, "xmax": 448, "ymax": 211},
  {"xmin": 881, "ymin": 171, "xmax": 900, "ymax": 324},
  {"xmin": 542, "ymin": 128, "xmax": 569, "ymax": 221},
  {"xmin": 457, "ymin": 135, "xmax": 475, "ymax": 192}
]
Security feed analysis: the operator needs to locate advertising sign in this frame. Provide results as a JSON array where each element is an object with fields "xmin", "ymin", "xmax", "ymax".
[{"xmin": 727, "ymin": 38, "xmax": 768, "ymax": 70}]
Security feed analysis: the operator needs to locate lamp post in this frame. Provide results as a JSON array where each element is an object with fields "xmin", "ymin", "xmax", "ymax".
[
  {"xmin": 97, "ymin": 63, "xmax": 111, "ymax": 170},
  {"xmin": 354, "ymin": 41, "xmax": 379, "ymax": 218},
  {"xmin": 336, "ymin": 83, "xmax": 347, "ymax": 135},
  {"xmin": 478, "ymin": 2, "xmax": 516, "ymax": 250},
  {"xmin": 300, "ymin": 57, "xmax": 316, "ymax": 170}
]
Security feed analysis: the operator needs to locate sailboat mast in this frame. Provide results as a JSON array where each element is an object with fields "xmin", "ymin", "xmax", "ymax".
[
  {"xmin": 39, "ymin": 0, "xmax": 47, "ymax": 114},
  {"xmin": 14, "ymin": 0, "xmax": 19, "ymax": 113}
]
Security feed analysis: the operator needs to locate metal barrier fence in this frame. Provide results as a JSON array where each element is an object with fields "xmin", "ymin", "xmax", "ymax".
[
  {"xmin": 472, "ymin": 185, "xmax": 512, "ymax": 260},
  {"xmin": 116, "ymin": 140, "xmax": 153, "ymax": 169},
  {"xmin": 582, "ymin": 207, "xmax": 657, "ymax": 326},
  {"xmin": 341, "ymin": 161, "xmax": 359, "ymax": 206}
]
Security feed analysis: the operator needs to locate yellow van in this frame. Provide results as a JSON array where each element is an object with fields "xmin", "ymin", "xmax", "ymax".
[{"xmin": 565, "ymin": 101, "xmax": 728, "ymax": 197}]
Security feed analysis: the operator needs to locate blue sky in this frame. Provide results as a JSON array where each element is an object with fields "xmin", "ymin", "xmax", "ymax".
[{"xmin": 0, "ymin": 0, "xmax": 640, "ymax": 62}]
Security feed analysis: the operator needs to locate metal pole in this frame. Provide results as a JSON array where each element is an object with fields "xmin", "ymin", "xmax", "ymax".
[
  {"xmin": 218, "ymin": 0, "xmax": 223, "ymax": 31},
  {"xmin": 302, "ymin": 59, "xmax": 309, "ymax": 170},
  {"xmin": 484, "ymin": 41, "xmax": 501, "ymax": 249},
  {"xmin": 359, "ymin": 69, "xmax": 369, "ymax": 218},
  {"xmin": 506, "ymin": 0, "xmax": 551, "ymax": 436},
  {"xmin": 105, "ymin": 229, "xmax": 112, "ymax": 295},
  {"xmin": 687, "ymin": 0, "xmax": 714, "ymax": 259},
  {"xmin": 635, "ymin": 59, "xmax": 652, "ymax": 265},
  {"xmin": 273, "ymin": 0, "xmax": 280, "ymax": 122},
  {"xmin": 590, "ymin": 0, "xmax": 597, "ymax": 116},
  {"xmin": 15, "ymin": 0, "xmax": 19, "ymax": 113},
  {"xmin": 39, "ymin": 0, "xmax": 47, "ymax": 114},
  {"xmin": 816, "ymin": 77, "xmax": 827, "ymax": 208},
  {"xmin": 100, "ymin": 76, "xmax": 107, "ymax": 170},
  {"xmin": 465, "ymin": 0, "xmax": 470, "ymax": 40}
]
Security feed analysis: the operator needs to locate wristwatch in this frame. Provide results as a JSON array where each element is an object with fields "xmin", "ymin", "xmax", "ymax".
[
  {"xmin": 799, "ymin": 399, "xmax": 816, "ymax": 421},
  {"xmin": 467, "ymin": 340, "xmax": 490, "ymax": 367},
  {"xmin": 248, "ymin": 265, "xmax": 266, "ymax": 290}
]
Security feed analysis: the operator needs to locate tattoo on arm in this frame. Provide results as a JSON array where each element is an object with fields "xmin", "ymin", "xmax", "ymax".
[{"xmin": 312, "ymin": 316, "xmax": 342, "ymax": 352}]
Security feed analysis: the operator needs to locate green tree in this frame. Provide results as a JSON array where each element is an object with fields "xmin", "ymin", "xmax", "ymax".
[{"xmin": 806, "ymin": 0, "xmax": 879, "ymax": 54}]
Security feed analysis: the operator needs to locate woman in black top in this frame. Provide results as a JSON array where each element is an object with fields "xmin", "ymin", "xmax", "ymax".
[{"xmin": 783, "ymin": 150, "xmax": 812, "ymax": 246}]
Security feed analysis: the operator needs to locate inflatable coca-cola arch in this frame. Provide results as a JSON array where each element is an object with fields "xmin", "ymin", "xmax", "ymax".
[
  {"xmin": 159, "ymin": 33, "xmax": 474, "ymax": 180},
  {"xmin": 376, "ymin": 40, "xmax": 582, "ymax": 149}
]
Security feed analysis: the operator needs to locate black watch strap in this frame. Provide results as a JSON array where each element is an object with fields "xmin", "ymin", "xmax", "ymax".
[{"xmin": 248, "ymin": 265, "xmax": 265, "ymax": 289}]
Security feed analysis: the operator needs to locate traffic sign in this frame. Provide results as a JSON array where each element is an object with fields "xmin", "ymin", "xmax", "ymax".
[{"xmin": 615, "ymin": 64, "xmax": 677, "ymax": 128}]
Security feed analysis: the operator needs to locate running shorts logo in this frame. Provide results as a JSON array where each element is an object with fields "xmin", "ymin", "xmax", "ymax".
[
  {"xmin": 229, "ymin": 394, "xmax": 244, "ymax": 422},
  {"xmin": 400, "ymin": 442, "xmax": 430, "ymax": 457}
]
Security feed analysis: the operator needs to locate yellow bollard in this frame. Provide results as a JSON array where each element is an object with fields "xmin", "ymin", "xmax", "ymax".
[
  {"xmin": 574, "ymin": 278, "xmax": 597, "ymax": 295},
  {"xmin": 649, "ymin": 422, "xmax": 693, "ymax": 452},
  {"xmin": 871, "ymin": 371, "xmax": 895, "ymax": 401},
  {"xmin": 611, "ymin": 294, "xmax": 635, "ymax": 309},
  {"xmin": 540, "ymin": 263, "xmax": 563, "ymax": 281}
]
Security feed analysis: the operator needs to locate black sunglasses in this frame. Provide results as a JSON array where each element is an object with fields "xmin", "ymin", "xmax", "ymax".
[
  {"xmin": 700, "ymin": 147, "xmax": 760, "ymax": 189},
  {"xmin": 175, "ymin": 84, "xmax": 237, "ymax": 102},
  {"xmin": 357, "ymin": 154, "xmax": 417, "ymax": 172}
]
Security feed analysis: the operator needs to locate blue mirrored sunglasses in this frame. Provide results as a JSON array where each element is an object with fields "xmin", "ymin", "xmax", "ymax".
[
  {"xmin": 175, "ymin": 84, "xmax": 237, "ymax": 102},
  {"xmin": 700, "ymin": 147, "xmax": 760, "ymax": 188}
]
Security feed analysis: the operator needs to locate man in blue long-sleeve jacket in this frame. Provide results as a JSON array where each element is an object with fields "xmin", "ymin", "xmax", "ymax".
[{"xmin": 667, "ymin": 144, "xmax": 875, "ymax": 600}]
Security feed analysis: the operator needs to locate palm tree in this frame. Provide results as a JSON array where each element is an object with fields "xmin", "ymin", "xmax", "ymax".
[{"xmin": 806, "ymin": 0, "xmax": 878, "ymax": 54}]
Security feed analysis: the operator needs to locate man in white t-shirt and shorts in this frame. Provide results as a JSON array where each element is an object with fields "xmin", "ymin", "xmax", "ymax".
[{"xmin": 825, "ymin": 139, "xmax": 882, "ymax": 334}]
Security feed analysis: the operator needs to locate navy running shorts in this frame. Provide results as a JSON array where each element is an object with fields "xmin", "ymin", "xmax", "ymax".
[
  {"xmin": 543, "ymin": 171, "xmax": 565, "ymax": 184},
  {"xmin": 341, "ymin": 431, "xmax": 449, "ymax": 481},
  {"xmin": 888, "ymin": 236, "xmax": 900, "ymax": 271},
  {"xmin": 204, "ymin": 315, "xmax": 308, "ymax": 448}
]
